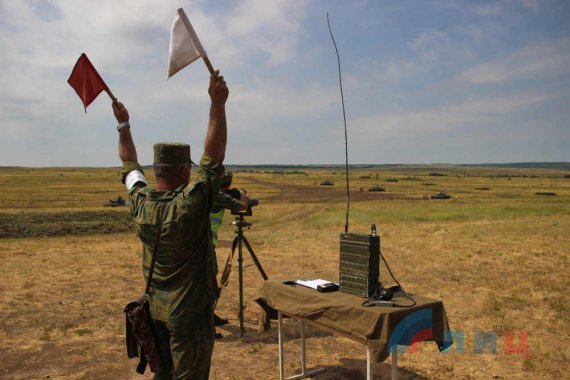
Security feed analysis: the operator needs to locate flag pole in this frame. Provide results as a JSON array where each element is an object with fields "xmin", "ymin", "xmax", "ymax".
[
  {"xmin": 202, "ymin": 56, "xmax": 215, "ymax": 75},
  {"xmin": 105, "ymin": 89, "xmax": 117, "ymax": 104}
]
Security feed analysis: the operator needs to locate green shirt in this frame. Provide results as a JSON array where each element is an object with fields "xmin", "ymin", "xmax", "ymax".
[{"xmin": 122, "ymin": 153, "xmax": 224, "ymax": 322}]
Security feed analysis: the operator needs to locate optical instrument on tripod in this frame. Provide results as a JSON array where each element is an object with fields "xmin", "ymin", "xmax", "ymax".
[{"xmin": 219, "ymin": 201, "xmax": 268, "ymax": 337}]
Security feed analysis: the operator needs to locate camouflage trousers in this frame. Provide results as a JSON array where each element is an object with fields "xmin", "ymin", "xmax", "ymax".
[{"xmin": 150, "ymin": 304, "xmax": 215, "ymax": 380}]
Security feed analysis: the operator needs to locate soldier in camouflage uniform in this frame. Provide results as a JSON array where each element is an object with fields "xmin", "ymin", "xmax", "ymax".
[{"xmin": 113, "ymin": 70, "xmax": 229, "ymax": 379}]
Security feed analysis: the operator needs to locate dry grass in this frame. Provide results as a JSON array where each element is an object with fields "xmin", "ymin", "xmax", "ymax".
[{"xmin": 0, "ymin": 166, "xmax": 569, "ymax": 379}]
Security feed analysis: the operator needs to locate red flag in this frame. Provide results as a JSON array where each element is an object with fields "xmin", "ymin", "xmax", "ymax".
[{"xmin": 67, "ymin": 53, "xmax": 109, "ymax": 112}]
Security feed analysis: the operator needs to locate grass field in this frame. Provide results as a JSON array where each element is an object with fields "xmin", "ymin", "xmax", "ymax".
[{"xmin": 0, "ymin": 165, "xmax": 569, "ymax": 379}]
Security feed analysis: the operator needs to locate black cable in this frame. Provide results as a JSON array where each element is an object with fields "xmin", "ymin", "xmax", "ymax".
[
  {"xmin": 362, "ymin": 250, "xmax": 416, "ymax": 308},
  {"xmin": 379, "ymin": 249, "xmax": 416, "ymax": 307},
  {"xmin": 327, "ymin": 13, "xmax": 350, "ymax": 234},
  {"xmin": 379, "ymin": 249, "xmax": 403, "ymax": 289}
]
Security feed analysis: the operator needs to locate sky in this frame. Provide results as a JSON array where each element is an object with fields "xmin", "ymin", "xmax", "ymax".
[{"xmin": 1, "ymin": 0, "xmax": 569, "ymax": 166}]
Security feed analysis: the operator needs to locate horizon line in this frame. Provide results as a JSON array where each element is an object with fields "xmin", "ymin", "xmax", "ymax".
[{"xmin": 1, "ymin": 161, "xmax": 569, "ymax": 170}]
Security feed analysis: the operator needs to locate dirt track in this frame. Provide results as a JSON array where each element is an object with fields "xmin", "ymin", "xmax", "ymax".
[{"xmin": 248, "ymin": 177, "xmax": 418, "ymax": 203}]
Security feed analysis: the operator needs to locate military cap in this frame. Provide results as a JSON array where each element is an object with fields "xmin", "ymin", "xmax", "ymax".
[{"xmin": 153, "ymin": 142, "xmax": 191, "ymax": 164}]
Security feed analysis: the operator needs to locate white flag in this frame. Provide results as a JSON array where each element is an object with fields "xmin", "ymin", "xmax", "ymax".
[{"xmin": 167, "ymin": 8, "xmax": 207, "ymax": 78}]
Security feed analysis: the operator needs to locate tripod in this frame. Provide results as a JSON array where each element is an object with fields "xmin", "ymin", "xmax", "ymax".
[{"xmin": 219, "ymin": 213, "xmax": 268, "ymax": 337}]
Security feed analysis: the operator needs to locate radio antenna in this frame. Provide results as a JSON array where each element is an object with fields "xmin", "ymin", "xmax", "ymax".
[{"xmin": 327, "ymin": 13, "xmax": 350, "ymax": 234}]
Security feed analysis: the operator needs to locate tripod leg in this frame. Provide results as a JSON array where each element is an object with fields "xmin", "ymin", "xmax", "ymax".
[
  {"xmin": 238, "ymin": 235, "xmax": 245, "ymax": 337},
  {"xmin": 242, "ymin": 235, "xmax": 269, "ymax": 280},
  {"xmin": 240, "ymin": 235, "xmax": 271, "ymax": 331}
]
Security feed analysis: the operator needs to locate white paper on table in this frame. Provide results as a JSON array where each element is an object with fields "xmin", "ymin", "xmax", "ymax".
[{"xmin": 295, "ymin": 279, "xmax": 337, "ymax": 290}]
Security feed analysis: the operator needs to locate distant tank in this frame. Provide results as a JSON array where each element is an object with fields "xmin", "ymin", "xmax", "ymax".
[
  {"xmin": 431, "ymin": 192, "xmax": 451, "ymax": 199},
  {"xmin": 320, "ymin": 181, "xmax": 334, "ymax": 186},
  {"xmin": 104, "ymin": 195, "xmax": 127, "ymax": 207},
  {"xmin": 368, "ymin": 185, "xmax": 385, "ymax": 192}
]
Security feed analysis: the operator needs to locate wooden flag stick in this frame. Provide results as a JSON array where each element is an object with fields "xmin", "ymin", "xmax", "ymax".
[
  {"xmin": 202, "ymin": 55, "xmax": 215, "ymax": 75},
  {"xmin": 105, "ymin": 88, "xmax": 118, "ymax": 104}
]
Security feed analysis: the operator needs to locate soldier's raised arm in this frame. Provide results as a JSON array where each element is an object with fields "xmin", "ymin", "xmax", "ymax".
[
  {"xmin": 204, "ymin": 70, "xmax": 228, "ymax": 163},
  {"xmin": 113, "ymin": 101, "xmax": 139, "ymax": 164}
]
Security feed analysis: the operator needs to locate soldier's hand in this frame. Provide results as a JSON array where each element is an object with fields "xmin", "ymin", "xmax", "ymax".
[
  {"xmin": 209, "ymin": 70, "xmax": 229, "ymax": 106},
  {"xmin": 112, "ymin": 101, "xmax": 129, "ymax": 123}
]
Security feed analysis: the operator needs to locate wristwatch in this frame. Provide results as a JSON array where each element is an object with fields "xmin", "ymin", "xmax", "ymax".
[{"xmin": 117, "ymin": 121, "xmax": 130, "ymax": 132}]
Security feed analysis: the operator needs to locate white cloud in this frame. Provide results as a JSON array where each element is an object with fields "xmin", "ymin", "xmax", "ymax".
[
  {"xmin": 459, "ymin": 37, "xmax": 570, "ymax": 85},
  {"xmin": 472, "ymin": 0, "xmax": 542, "ymax": 17},
  {"xmin": 354, "ymin": 27, "xmax": 473, "ymax": 86},
  {"xmin": 473, "ymin": 3, "xmax": 502, "ymax": 16},
  {"xmin": 352, "ymin": 90, "xmax": 552, "ymax": 139},
  {"xmin": 227, "ymin": 81, "xmax": 339, "ymax": 134},
  {"xmin": 408, "ymin": 30, "xmax": 450, "ymax": 52},
  {"xmin": 224, "ymin": 0, "xmax": 308, "ymax": 65}
]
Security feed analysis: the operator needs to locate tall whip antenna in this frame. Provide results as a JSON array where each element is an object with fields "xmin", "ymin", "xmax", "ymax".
[{"xmin": 327, "ymin": 13, "xmax": 350, "ymax": 234}]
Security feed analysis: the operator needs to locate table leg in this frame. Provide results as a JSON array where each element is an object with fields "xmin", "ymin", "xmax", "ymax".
[
  {"xmin": 278, "ymin": 313, "xmax": 328, "ymax": 380},
  {"xmin": 366, "ymin": 343, "xmax": 372, "ymax": 380},
  {"xmin": 391, "ymin": 347, "xmax": 398, "ymax": 380},
  {"xmin": 300, "ymin": 321, "xmax": 306, "ymax": 373},
  {"xmin": 278, "ymin": 312, "xmax": 284, "ymax": 380}
]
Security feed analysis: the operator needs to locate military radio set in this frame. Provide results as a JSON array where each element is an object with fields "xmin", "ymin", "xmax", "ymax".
[
  {"xmin": 339, "ymin": 225, "xmax": 380, "ymax": 297},
  {"xmin": 328, "ymin": 15, "xmax": 411, "ymax": 305}
]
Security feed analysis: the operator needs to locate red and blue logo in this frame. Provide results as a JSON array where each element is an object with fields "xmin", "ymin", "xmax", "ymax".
[{"xmin": 388, "ymin": 308, "xmax": 433, "ymax": 353}]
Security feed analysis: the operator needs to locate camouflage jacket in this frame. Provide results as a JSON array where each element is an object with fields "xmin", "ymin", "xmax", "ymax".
[
  {"xmin": 122, "ymin": 154, "xmax": 223, "ymax": 322},
  {"xmin": 212, "ymin": 191, "xmax": 242, "ymax": 214}
]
